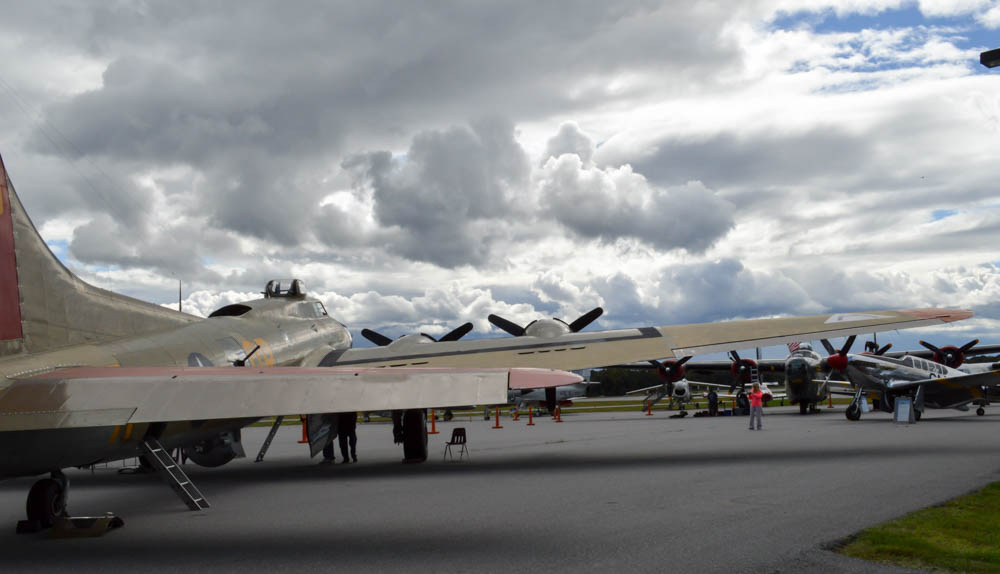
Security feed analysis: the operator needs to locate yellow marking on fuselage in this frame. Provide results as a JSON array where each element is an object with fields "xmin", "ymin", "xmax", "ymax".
[
  {"xmin": 123, "ymin": 423, "xmax": 134, "ymax": 440},
  {"xmin": 108, "ymin": 425, "xmax": 121, "ymax": 444},
  {"xmin": 254, "ymin": 338, "xmax": 276, "ymax": 366}
]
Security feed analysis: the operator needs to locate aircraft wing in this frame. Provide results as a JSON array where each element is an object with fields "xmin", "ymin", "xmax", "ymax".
[
  {"xmin": 883, "ymin": 344, "xmax": 1000, "ymax": 360},
  {"xmin": 625, "ymin": 384, "xmax": 665, "ymax": 396},
  {"xmin": 886, "ymin": 370, "xmax": 1000, "ymax": 392},
  {"xmin": 0, "ymin": 366, "xmax": 580, "ymax": 431},
  {"xmin": 600, "ymin": 360, "xmax": 785, "ymax": 386},
  {"xmin": 328, "ymin": 308, "xmax": 971, "ymax": 371}
]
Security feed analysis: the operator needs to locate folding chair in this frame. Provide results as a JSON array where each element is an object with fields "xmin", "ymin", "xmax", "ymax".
[{"xmin": 443, "ymin": 427, "xmax": 469, "ymax": 461}]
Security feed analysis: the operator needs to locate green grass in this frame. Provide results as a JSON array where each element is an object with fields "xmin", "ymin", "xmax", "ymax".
[{"xmin": 839, "ymin": 482, "xmax": 1000, "ymax": 573}]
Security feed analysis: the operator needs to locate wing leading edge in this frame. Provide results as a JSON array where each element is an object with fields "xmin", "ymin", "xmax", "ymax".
[{"xmin": 0, "ymin": 366, "xmax": 582, "ymax": 431}]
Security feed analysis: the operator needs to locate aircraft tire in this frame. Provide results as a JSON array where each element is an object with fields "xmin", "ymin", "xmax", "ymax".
[
  {"xmin": 915, "ymin": 410, "xmax": 922, "ymax": 421},
  {"xmin": 977, "ymin": 407, "xmax": 986, "ymax": 416},
  {"xmin": 845, "ymin": 403, "xmax": 861, "ymax": 421},
  {"xmin": 443, "ymin": 410, "xmax": 454, "ymax": 422},
  {"xmin": 402, "ymin": 409, "xmax": 428, "ymax": 463},
  {"xmin": 799, "ymin": 402, "xmax": 808, "ymax": 415},
  {"xmin": 26, "ymin": 478, "xmax": 65, "ymax": 527}
]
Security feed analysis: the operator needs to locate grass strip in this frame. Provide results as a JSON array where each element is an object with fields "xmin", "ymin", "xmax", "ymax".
[{"xmin": 838, "ymin": 482, "xmax": 1000, "ymax": 573}]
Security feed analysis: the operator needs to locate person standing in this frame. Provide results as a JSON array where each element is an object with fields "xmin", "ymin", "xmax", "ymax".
[
  {"xmin": 707, "ymin": 390, "xmax": 719, "ymax": 416},
  {"xmin": 748, "ymin": 382, "xmax": 764, "ymax": 430},
  {"xmin": 337, "ymin": 411, "xmax": 358, "ymax": 463}
]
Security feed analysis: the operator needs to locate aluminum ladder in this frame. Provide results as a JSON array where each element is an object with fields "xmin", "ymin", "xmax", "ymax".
[{"xmin": 140, "ymin": 438, "xmax": 210, "ymax": 511}]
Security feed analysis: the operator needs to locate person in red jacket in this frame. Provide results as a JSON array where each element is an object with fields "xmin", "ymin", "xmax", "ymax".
[{"xmin": 748, "ymin": 382, "xmax": 764, "ymax": 430}]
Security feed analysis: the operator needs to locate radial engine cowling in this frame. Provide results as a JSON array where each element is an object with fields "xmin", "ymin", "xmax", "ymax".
[{"xmin": 183, "ymin": 431, "xmax": 246, "ymax": 468}]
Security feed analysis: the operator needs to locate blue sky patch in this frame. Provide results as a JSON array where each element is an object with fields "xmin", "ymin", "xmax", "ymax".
[{"xmin": 931, "ymin": 209, "xmax": 958, "ymax": 221}]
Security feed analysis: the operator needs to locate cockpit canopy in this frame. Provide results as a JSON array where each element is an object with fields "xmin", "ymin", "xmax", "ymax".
[
  {"xmin": 797, "ymin": 343, "xmax": 813, "ymax": 352},
  {"xmin": 264, "ymin": 279, "xmax": 306, "ymax": 299}
]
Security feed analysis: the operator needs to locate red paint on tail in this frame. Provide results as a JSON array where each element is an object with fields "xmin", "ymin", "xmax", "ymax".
[{"xmin": 0, "ymin": 154, "xmax": 23, "ymax": 341}]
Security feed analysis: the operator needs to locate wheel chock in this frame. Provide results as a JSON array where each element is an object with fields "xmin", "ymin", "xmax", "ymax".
[{"xmin": 48, "ymin": 514, "xmax": 124, "ymax": 538}]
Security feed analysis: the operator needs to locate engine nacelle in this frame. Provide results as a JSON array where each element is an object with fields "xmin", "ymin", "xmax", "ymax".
[
  {"xmin": 672, "ymin": 380, "xmax": 690, "ymax": 400},
  {"xmin": 931, "ymin": 345, "xmax": 965, "ymax": 369},
  {"xmin": 183, "ymin": 430, "xmax": 245, "ymax": 468},
  {"xmin": 730, "ymin": 358, "xmax": 757, "ymax": 385},
  {"xmin": 655, "ymin": 360, "xmax": 686, "ymax": 383}
]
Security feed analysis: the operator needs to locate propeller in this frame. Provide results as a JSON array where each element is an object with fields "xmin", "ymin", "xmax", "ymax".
[
  {"xmin": 919, "ymin": 339, "xmax": 979, "ymax": 369},
  {"xmin": 488, "ymin": 307, "xmax": 604, "ymax": 337},
  {"xmin": 438, "ymin": 322, "xmax": 474, "ymax": 342},
  {"xmin": 649, "ymin": 356, "xmax": 692, "ymax": 392},
  {"xmin": 361, "ymin": 328, "xmax": 393, "ymax": 347},
  {"xmin": 487, "ymin": 314, "xmax": 526, "ymax": 337},
  {"xmin": 568, "ymin": 307, "xmax": 604, "ymax": 332},
  {"xmin": 361, "ymin": 322, "xmax": 474, "ymax": 346},
  {"xmin": 822, "ymin": 335, "xmax": 856, "ymax": 372},
  {"xmin": 727, "ymin": 350, "xmax": 758, "ymax": 393}
]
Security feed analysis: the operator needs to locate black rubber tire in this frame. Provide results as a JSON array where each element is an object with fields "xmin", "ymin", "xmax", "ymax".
[
  {"xmin": 845, "ymin": 403, "xmax": 861, "ymax": 421},
  {"xmin": 915, "ymin": 410, "xmax": 922, "ymax": 421},
  {"xmin": 26, "ymin": 478, "xmax": 65, "ymax": 527},
  {"xmin": 799, "ymin": 402, "xmax": 808, "ymax": 415},
  {"xmin": 977, "ymin": 407, "xmax": 985, "ymax": 416},
  {"xmin": 443, "ymin": 410, "xmax": 454, "ymax": 422},
  {"xmin": 402, "ymin": 409, "xmax": 428, "ymax": 463}
]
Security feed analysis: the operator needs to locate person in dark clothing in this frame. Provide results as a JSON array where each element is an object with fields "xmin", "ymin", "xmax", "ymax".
[
  {"xmin": 707, "ymin": 390, "xmax": 719, "ymax": 416},
  {"xmin": 337, "ymin": 411, "xmax": 358, "ymax": 463}
]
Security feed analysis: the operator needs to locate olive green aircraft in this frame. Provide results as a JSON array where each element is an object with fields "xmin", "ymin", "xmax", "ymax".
[{"xmin": 0, "ymin": 152, "xmax": 974, "ymax": 531}]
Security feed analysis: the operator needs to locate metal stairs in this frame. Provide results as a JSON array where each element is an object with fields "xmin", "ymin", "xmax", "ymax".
[{"xmin": 140, "ymin": 438, "xmax": 210, "ymax": 511}]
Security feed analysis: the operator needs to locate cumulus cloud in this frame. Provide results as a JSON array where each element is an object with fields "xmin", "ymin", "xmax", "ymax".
[
  {"xmin": 542, "ymin": 123, "xmax": 595, "ymax": 166},
  {"xmin": 537, "ymin": 154, "xmax": 735, "ymax": 252},
  {"xmin": 2, "ymin": 1, "xmax": 999, "ymax": 350}
]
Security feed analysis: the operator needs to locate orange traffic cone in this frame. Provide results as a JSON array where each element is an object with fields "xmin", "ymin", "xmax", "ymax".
[
  {"xmin": 492, "ymin": 407, "xmax": 503, "ymax": 429},
  {"xmin": 645, "ymin": 403, "xmax": 653, "ymax": 416},
  {"xmin": 297, "ymin": 416, "xmax": 308, "ymax": 443},
  {"xmin": 828, "ymin": 393, "xmax": 834, "ymax": 408},
  {"xmin": 428, "ymin": 409, "xmax": 440, "ymax": 434},
  {"xmin": 527, "ymin": 406, "xmax": 535, "ymax": 426},
  {"xmin": 554, "ymin": 407, "xmax": 563, "ymax": 423}
]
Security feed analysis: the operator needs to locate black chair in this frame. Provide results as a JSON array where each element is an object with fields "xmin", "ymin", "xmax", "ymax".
[{"xmin": 443, "ymin": 427, "xmax": 469, "ymax": 461}]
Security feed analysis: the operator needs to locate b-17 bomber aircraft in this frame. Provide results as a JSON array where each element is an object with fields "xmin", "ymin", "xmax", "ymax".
[{"xmin": 0, "ymin": 152, "xmax": 976, "ymax": 530}]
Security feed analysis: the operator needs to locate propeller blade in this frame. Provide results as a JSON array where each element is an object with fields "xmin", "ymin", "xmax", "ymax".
[
  {"xmin": 876, "ymin": 343, "xmax": 892, "ymax": 355},
  {"xmin": 820, "ymin": 339, "xmax": 837, "ymax": 355},
  {"xmin": 919, "ymin": 340, "xmax": 942, "ymax": 354},
  {"xmin": 438, "ymin": 322, "xmax": 473, "ymax": 342},
  {"xmin": 839, "ymin": 335, "xmax": 856, "ymax": 356},
  {"xmin": 676, "ymin": 355, "xmax": 693, "ymax": 367},
  {"xmin": 361, "ymin": 328, "xmax": 394, "ymax": 347},
  {"xmin": 729, "ymin": 350, "xmax": 741, "ymax": 362},
  {"xmin": 568, "ymin": 307, "xmax": 604, "ymax": 332},
  {"xmin": 488, "ymin": 314, "xmax": 526, "ymax": 337},
  {"xmin": 960, "ymin": 339, "xmax": 980, "ymax": 353}
]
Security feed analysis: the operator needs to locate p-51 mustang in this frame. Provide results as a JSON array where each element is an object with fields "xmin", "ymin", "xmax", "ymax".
[
  {"xmin": 0, "ymin": 151, "xmax": 974, "ymax": 528},
  {"xmin": 823, "ymin": 336, "xmax": 1000, "ymax": 421}
]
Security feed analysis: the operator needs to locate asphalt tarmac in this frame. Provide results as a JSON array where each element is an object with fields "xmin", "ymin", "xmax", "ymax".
[{"xmin": 1, "ymin": 405, "xmax": 998, "ymax": 573}]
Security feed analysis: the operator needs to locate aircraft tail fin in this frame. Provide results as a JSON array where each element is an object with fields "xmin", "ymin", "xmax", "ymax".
[{"xmin": 0, "ymin": 152, "xmax": 197, "ymax": 358}]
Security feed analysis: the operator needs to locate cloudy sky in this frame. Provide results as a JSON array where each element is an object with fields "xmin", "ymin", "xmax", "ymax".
[{"xmin": 1, "ymin": 0, "xmax": 998, "ymax": 355}]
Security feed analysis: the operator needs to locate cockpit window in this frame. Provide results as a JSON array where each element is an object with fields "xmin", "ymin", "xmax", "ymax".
[
  {"xmin": 297, "ymin": 301, "xmax": 328, "ymax": 318},
  {"xmin": 209, "ymin": 304, "xmax": 253, "ymax": 317}
]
